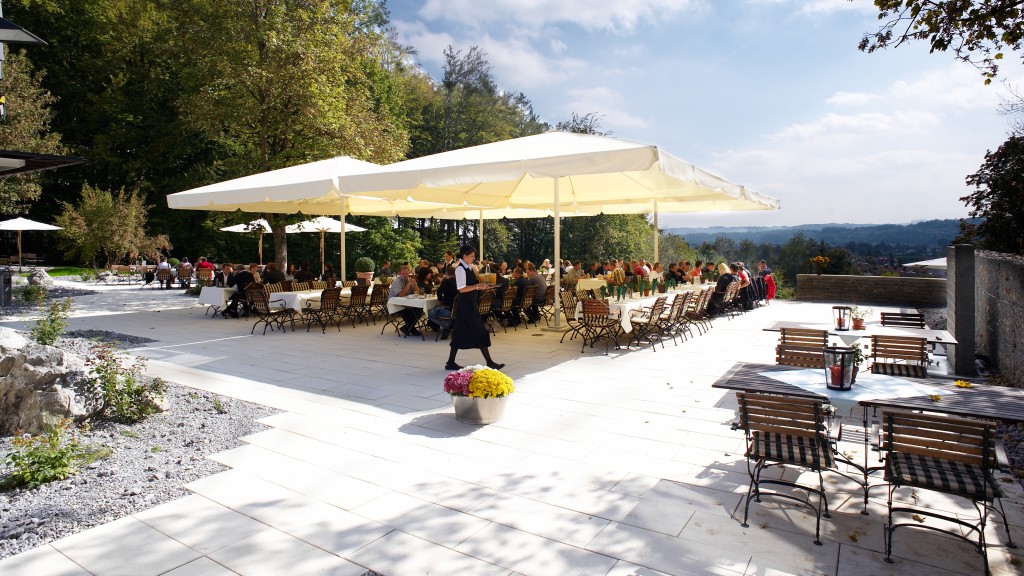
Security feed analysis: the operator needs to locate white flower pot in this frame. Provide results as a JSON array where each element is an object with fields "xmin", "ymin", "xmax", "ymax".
[{"xmin": 452, "ymin": 396, "xmax": 508, "ymax": 424}]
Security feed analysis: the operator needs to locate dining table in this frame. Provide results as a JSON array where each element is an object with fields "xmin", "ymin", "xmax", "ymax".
[
  {"xmin": 198, "ymin": 286, "xmax": 238, "ymax": 316},
  {"xmin": 710, "ymin": 361, "xmax": 1012, "ymax": 514},
  {"xmin": 763, "ymin": 320, "xmax": 957, "ymax": 347}
]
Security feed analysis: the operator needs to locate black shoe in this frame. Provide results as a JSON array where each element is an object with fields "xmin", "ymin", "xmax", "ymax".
[
  {"xmin": 440, "ymin": 329, "xmax": 450, "ymax": 340},
  {"xmin": 409, "ymin": 328, "xmax": 422, "ymax": 336},
  {"xmin": 445, "ymin": 362, "xmax": 462, "ymax": 370},
  {"xmin": 486, "ymin": 362, "xmax": 505, "ymax": 370}
]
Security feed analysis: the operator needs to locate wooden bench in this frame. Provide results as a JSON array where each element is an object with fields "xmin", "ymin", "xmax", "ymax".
[
  {"xmin": 880, "ymin": 312, "xmax": 925, "ymax": 329},
  {"xmin": 776, "ymin": 327, "xmax": 828, "ymax": 368},
  {"xmin": 870, "ymin": 335, "xmax": 928, "ymax": 378}
]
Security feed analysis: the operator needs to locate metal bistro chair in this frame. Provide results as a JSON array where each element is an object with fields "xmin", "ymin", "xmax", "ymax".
[
  {"xmin": 627, "ymin": 296, "xmax": 668, "ymax": 351},
  {"xmin": 684, "ymin": 287, "xmax": 714, "ymax": 335},
  {"xmin": 302, "ymin": 287, "xmax": 342, "ymax": 333},
  {"xmin": 882, "ymin": 410, "xmax": 1015, "ymax": 575},
  {"xmin": 517, "ymin": 290, "xmax": 536, "ymax": 329},
  {"xmin": 154, "ymin": 268, "xmax": 172, "ymax": 289},
  {"xmin": 538, "ymin": 284, "xmax": 557, "ymax": 325},
  {"xmin": 558, "ymin": 290, "xmax": 585, "ymax": 343},
  {"xmin": 197, "ymin": 268, "xmax": 215, "ymax": 287},
  {"xmin": 338, "ymin": 284, "xmax": 371, "ymax": 328},
  {"xmin": 367, "ymin": 285, "xmax": 389, "ymax": 324},
  {"xmin": 579, "ymin": 298, "xmax": 620, "ymax": 354},
  {"xmin": 776, "ymin": 328, "xmax": 829, "ymax": 369},
  {"xmin": 737, "ymin": 392, "xmax": 837, "ymax": 545},
  {"xmin": 494, "ymin": 289, "xmax": 517, "ymax": 333},
  {"xmin": 245, "ymin": 284, "xmax": 295, "ymax": 335},
  {"xmin": 477, "ymin": 290, "xmax": 497, "ymax": 336}
]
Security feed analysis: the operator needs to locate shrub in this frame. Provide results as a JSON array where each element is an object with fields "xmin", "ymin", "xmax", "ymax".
[
  {"xmin": 355, "ymin": 256, "xmax": 375, "ymax": 272},
  {"xmin": 87, "ymin": 344, "xmax": 167, "ymax": 423},
  {"xmin": 17, "ymin": 284, "xmax": 47, "ymax": 304},
  {"xmin": 30, "ymin": 298, "xmax": 72, "ymax": 345},
  {"xmin": 184, "ymin": 285, "xmax": 202, "ymax": 296},
  {"xmin": 1, "ymin": 419, "xmax": 87, "ymax": 489},
  {"xmin": 168, "ymin": 257, "xmax": 180, "ymax": 267}
]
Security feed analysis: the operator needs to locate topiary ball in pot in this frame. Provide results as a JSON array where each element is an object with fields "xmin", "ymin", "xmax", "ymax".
[{"xmin": 355, "ymin": 257, "xmax": 375, "ymax": 272}]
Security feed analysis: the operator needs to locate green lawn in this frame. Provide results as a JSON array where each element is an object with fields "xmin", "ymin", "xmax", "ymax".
[{"xmin": 43, "ymin": 266, "xmax": 95, "ymax": 277}]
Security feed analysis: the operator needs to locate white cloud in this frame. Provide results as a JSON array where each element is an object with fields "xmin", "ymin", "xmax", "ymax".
[
  {"xmin": 773, "ymin": 110, "xmax": 939, "ymax": 141},
  {"xmin": 418, "ymin": 0, "xmax": 705, "ymax": 33},
  {"xmin": 550, "ymin": 38, "xmax": 568, "ymax": 54},
  {"xmin": 797, "ymin": 0, "xmax": 875, "ymax": 16},
  {"xmin": 826, "ymin": 91, "xmax": 881, "ymax": 106}
]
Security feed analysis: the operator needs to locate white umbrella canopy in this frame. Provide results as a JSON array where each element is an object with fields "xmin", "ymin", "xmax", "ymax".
[
  {"xmin": 218, "ymin": 219, "xmax": 274, "ymax": 264},
  {"xmin": 904, "ymin": 257, "xmax": 946, "ymax": 269},
  {"xmin": 0, "ymin": 217, "xmax": 62, "ymax": 272},
  {"xmin": 285, "ymin": 217, "xmax": 366, "ymax": 277},
  {"xmin": 338, "ymin": 132, "xmax": 780, "ymax": 327}
]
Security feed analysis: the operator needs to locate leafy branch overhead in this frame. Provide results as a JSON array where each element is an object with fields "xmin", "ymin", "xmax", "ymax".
[{"xmin": 860, "ymin": 0, "xmax": 1024, "ymax": 83}]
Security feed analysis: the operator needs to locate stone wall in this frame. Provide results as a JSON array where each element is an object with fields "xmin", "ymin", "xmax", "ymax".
[
  {"xmin": 795, "ymin": 274, "xmax": 947, "ymax": 307},
  {"xmin": 974, "ymin": 250, "xmax": 1024, "ymax": 382}
]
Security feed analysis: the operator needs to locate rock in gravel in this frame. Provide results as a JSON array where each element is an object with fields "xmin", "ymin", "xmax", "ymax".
[
  {"xmin": 27, "ymin": 269, "xmax": 54, "ymax": 288},
  {"xmin": 0, "ymin": 343, "xmax": 103, "ymax": 434},
  {"xmin": 0, "ymin": 328, "xmax": 28, "ymax": 375}
]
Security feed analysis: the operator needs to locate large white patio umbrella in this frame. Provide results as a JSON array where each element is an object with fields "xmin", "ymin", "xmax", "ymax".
[
  {"xmin": 285, "ymin": 216, "xmax": 366, "ymax": 277},
  {"xmin": 0, "ymin": 217, "xmax": 62, "ymax": 272},
  {"xmin": 338, "ymin": 132, "xmax": 780, "ymax": 327},
  {"xmin": 218, "ymin": 219, "xmax": 272, "ymax": 265},
  {"xmin": 168, "ymin": 156, "xmax": 478, "ymax": 280}
]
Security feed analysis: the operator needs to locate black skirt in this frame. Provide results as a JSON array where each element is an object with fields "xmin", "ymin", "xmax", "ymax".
[{"xmin": 450, "ymin": 287, "xmax": 491, "ymax": 351}]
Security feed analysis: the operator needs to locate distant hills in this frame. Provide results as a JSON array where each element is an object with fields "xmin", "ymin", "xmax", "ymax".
[{"xmin": 665, "ymin": 219, "xmax": 970, "ymax": 249}]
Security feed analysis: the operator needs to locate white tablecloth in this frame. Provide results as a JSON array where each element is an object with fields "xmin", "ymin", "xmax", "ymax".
[
  {"xmin": 759, "ymin": 368, "xmax": 952, "ymax": 418},
  {"xmin": 387, "ymin": 295, "xmax": 440, "ymax": 315},
  {"xmin": 576, "ymin": 294, "xmax": 663, "ymax": 333},
  {"xmin": 577, "ymin": 278, "xmax": 606, "ymax": 291},
  {"xmin": 275, "ymin": 290, "xmax": 324, "ymax": 312},
  {"xmin": 198, "ymin": 287, "xmax": 237, "ymax": 309}
]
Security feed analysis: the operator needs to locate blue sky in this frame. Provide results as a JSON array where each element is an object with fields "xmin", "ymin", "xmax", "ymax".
[{"xmin": 387, "ymin": 0, "xmax": 1019, "ymax": 228}]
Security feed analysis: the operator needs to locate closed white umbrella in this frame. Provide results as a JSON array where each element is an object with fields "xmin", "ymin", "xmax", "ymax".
[
  {"xmin": 285, "ymin": 216, "xmax": 366, "ymax": 277},
  {"xmin": 0, "ymin": 217, "xmax": 62, "ymax": 272}
]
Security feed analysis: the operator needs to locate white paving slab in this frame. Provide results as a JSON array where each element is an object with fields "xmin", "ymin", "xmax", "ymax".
[{"xmin": 2, "ymin": 287, "xmax": 1010, "ymax": 576}]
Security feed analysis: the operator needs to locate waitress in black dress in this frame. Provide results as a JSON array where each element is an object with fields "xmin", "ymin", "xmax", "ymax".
[{"xmin": 445, "ymin": 245, "xmax": 505, "ymax": 371}]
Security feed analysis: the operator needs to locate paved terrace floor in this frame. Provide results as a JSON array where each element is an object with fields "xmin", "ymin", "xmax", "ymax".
[{"xmin": 1, "ymin": 284, "xmax": 1021, "ymax": 576}]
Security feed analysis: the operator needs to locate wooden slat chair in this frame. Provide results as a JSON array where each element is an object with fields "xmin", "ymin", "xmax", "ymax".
[
  {"xmin": 291, "ymin": 281, "xmax": 311, "ymax": 292},
  {"xmin": 880, "ymin": 312, "xmax": 925, "ymax": 329},
  {"xmin": 776, "ymin": 328, "xmax": 829, "ymax": 368},
  {"xmin": 477, "ymin": 290, "xmax": 497, "ymax": 336},
  {"xmin": 881, "ymin": 411, "xmax": 1014, "ymax": 575},
  {"xmin": 264, "ymin": 282, "xmax": 284, "ymax": 294},
  {"xmin": 685, "ymin": 287, "xmax": 715, "ymax": 334},
  {"xmin": 579, "ymin": 298, "xmax": 620, "ymax": 354},
  {"xmin": 661, "ymin": 292, "xmax": 692, "ymax": 345},
  {"xmin": 196, "ymin": 268, "xmax": 215, "ymax": 287},
  {"xmin": 538, "ymin": 284, "xmax": 557, "ymax": 325},
  {"xmin": 517, "ymin": 290, "xmax": 536, "ymax": 328},
  {"xmin": 244, "ymin": 284, "xmax": 295, "ymax": 335},
  {"xmin": 176, "ymin": 268, "xmax": 193, "ymax": 288},
  {"xmin": 494, "ymin": 289, "xmax": 517, "ymax": 333},
  {"xmin": 337, "ymin": 284, "xmax": 371, "ymax": 328},
  {"xmin": 626, "ymin": 296, "xmax": 668, "ymax": 351},
  {"xmin": 341, "ymin": 280, "xmax": 357, "ymax": 288},
  {"xmin": 367, "ymin": 286, "xmax": 389, "ymax": 323},
  {"xmin": 301, "ymin": 287, "xmax": 342, "ymax": 333},
  {"xmin": 870, "ymin": 335, "xmax": 928, "ymax": 378},
  {"xmin": 154, "ymin": 268, "xmax": 172, "ymax": 289},
  {"xmin": 557, "ymin": 291, "xmax": 585, "ymax": 343},
  {"xmin": 311, "ymin": 280, "xmax": 327, "ymax": 291},
  {"xmin": 736, "ymin": 392, "xmax": 837, "ymax": 545}
]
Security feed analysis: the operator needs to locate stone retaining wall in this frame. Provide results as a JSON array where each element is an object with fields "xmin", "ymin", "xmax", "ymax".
[
  {"xmin": 975, "ymin": 250, "xmax": 1024, "ymax": 382},
  {"xmin": 795, "ymin": 274, "xmax": 946, "ymax": 307}
]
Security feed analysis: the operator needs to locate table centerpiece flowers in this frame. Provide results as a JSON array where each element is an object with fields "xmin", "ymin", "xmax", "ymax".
[
  {"xmin": 809, "ymin": 255, "xmax": 829, "ymax": 275},
  {"xmin": 443, "ymin": 365, "xmax": 515, "ymax": 424}
]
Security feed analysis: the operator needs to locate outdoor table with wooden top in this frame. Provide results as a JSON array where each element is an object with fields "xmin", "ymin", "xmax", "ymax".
[
  {"xmin": 763, "ymin": 320, "xmax": 957, "ymax": 346},
  {"xmin": 712, "ymin": 361, "xmax": 961, "ymax": 514}
]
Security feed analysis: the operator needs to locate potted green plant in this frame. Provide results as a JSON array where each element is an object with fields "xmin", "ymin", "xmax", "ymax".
[
  {"xmin": 850, "ymin": 343, "xmax": 866, "ymax": 383},
  {"xmin": 850, "ymin": 306, "xmax": 872, "ymax": 330},
  {"xmin": 443, "ymin": 364, "xmax": 515, "ymax": 424},
  {"xmin": 354, "ymin": 256, "xmax": 375, "ymax": 284}
]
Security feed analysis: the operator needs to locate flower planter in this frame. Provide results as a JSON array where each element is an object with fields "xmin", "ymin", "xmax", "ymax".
[
  {"xmin": 453, "ymin": 396, "xmax": 508, "ymax": 424},
  {"xmin": 852, "ymin": 318, "xmax": 865, "ymax": 330}
]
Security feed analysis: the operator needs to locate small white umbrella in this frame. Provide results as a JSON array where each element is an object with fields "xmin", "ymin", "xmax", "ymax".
[
  {"xmin": 0, "ymin": 217, "xmax": 62, "ymax": 272},
  {"xmin": 904, "ymin": 257, "xmax": 946, "ymax": 269},
  {"xmin": 285, "ymin": 216, "xmax": 366, "ymax": 277},
  {"xmin": 219, "ymin": 219, "xmax": 272, "ymax": 264}
]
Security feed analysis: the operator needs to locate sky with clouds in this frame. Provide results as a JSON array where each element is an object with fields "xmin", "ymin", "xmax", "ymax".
[{"xmin": 386, "ymin": 0, "xmax": 1021, "ymax": 228}]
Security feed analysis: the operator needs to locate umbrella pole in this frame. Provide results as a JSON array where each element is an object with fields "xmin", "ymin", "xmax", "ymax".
[
  {"xmin": 259, "ymin": 231, "xmax": 263, "ymax": 265},
  {"xmin": 653, "ymin": 201, "xmax": 659, "ymax": 263},
  {"xmin": 340, "ymin": 198, "xmax": 347, "ymax": 282},
  {"xmin": 17, "ymin": 230, "xmax": 22, "ymax": 273},
  {"xmin": 320, "ymin": 230, "xmax": 325, "ymax": 278},
  {"xmin": 479, "ymin": 210, "xmax": 484, "ymax": 262},
  {"xmin": 545, "ymin": 177, "xmax": 563, "ymax": 331}
]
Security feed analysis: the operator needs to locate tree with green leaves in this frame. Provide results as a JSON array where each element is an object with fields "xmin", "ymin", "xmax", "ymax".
[
  {"xmin": 958, "ymin": 135, "xmax": 1024, "ymax": 253},
  {"xmin": 860, "ymin": 0, "xmax": 1024, "ymax": 83},
  {"xmin": 55, "ymin": 184, "xmax": 170, "ymax": 267},
  {"xmin": 0, "ymin": 50, "xmax": 65, "ymax": 214},
  {"xmin": 171, "ymin": 0, "xmax": 410, "ymax": 269}
]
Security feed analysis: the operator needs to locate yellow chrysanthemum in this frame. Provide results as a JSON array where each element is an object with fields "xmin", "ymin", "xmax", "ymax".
[{"xmin": 468, "ymin": 368, "xmax": 515, "ymax": 398}]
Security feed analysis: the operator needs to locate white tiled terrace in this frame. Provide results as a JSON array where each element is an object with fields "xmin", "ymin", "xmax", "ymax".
[{"xmin": 1, "ymin": 283, "xmax": 1021, "ymax": 576}]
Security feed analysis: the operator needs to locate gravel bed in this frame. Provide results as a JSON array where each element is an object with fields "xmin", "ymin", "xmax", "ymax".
[
  {"xmin": 0, "ymin": 333, "xmax": 282, "ymax": 560},
  {"xmin": 62, "ymin": 330, "xmax": 158, "ymax": 348},
  {"xmin": 0, "ymin": 286, "xmax": 99, "ymax": 318}
]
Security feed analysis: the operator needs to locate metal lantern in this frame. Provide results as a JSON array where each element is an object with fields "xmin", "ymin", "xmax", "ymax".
[
  {"xmin": 823, "ymin": 346, "xmax": 855, "ymax": 391},
  {"xmin": 832, "ymin": 305, "xmax": 852, "ymax": 331}
]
